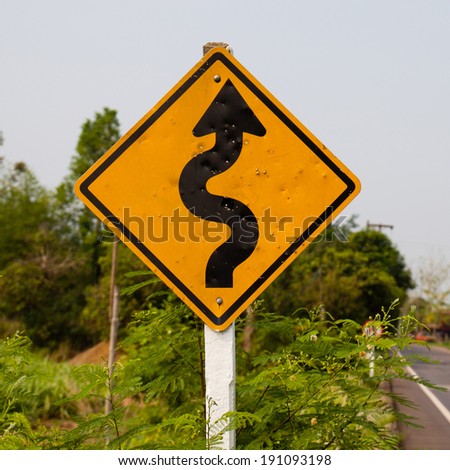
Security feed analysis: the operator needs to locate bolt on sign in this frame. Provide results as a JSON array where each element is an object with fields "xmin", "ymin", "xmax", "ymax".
[{"xmin": 75, "ymin": 47, "xmax": 361, "ymax": 331}]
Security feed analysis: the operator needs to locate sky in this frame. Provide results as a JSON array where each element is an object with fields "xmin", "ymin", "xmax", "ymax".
[{"xmin": 1, "ymin": 0, "xmax": 450, "ymax": 286}]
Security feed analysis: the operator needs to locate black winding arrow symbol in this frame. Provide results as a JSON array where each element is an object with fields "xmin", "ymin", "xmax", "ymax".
[{"xmin": 179, "ymin": 79, "xmax": 266, "ymax": 288}]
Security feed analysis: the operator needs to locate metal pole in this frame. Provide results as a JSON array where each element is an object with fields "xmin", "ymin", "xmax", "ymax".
[{"xmin": 202, "ymin": 42, "xmax": 236, "ymax": 450}]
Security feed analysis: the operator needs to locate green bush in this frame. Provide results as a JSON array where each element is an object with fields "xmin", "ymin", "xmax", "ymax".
[
  {"xmin": 0, "ymin": 300, "xmax": 437, "ymax": 450},
  {"xmin": 49, "ymin": 299, "xmax": 431, "ymax": 450},
  {"xmin": 0, "ymin": 333, "xmax": 76, "ymax": 449}
]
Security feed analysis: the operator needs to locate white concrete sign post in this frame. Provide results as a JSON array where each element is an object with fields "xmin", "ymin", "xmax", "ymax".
[{"xmin": 204, "ymin": 323, "xmax": 236, "ymax": 449}]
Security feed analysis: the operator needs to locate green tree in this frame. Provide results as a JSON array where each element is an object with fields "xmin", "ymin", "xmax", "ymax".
[
  {"xmin": 55, "ymin": 108, "xmax": 173, "ymax": 343},
  {"xmin": 349, "ymin": 230, "xmax": 413, "ymax": 295},
  {"xmin": 262, "ymin": 225, "xmax": 414, "ymax": 325},
  {"xmin": 55, "ymin": 108, "xmax": 120, "ymax": 281},
  {"xmin": 0, "ymin": 160, "xmax": 52, "ymax": 268},
  {"xmin": 0, "ymin": 159, "xmax": 92, "ymax": 349},
  {"xmin": 414, "ymin": 256, "xmax": 450, "ymax": 336},
  {"xmin": 0, "ymin": 227, "xmax": 92, "ymax": 349}
]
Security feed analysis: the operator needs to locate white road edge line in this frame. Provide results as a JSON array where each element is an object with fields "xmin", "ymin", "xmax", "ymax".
[{"xmin": 405, "ymin": 364, "xmax": 450, "ymax": 426}]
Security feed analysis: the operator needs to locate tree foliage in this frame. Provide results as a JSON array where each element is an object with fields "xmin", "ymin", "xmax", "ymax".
[
  {"xmin": 0, "ymin": 159, "xmax": 53, "ymax": 268},
  {"xmin": 0, "ymin": 109, "xmax": 129, "ymax": 351},
  {"xmin": 262, "ymin": 224, "xmax": 414, "ymax": 325},
  {"xmin": 0, "ymin": 160, "xmax": 92, "ymax": 349},
  {"xmin": 0, "ymin": 109, "xmax": 165, "ymax": 352},
  {"xmin": 55, "ymin": 107, "xmax": 120, "ymax": 279}
]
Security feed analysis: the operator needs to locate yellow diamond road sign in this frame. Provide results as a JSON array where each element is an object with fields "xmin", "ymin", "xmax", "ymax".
[{"xmin": 75, "ymin": 47, "xmax": 361, "ymax": 331}]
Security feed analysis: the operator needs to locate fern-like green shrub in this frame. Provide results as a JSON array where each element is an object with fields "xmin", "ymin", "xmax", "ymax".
[
  {"xmin": 52, "ymin": 298, "xmax": 431, "ymax": 450},
  {"xmin": 0, "ymin": 333, "xmax": 76, "ymax": 449},
  {"xmin": 234, "ymin": 303, "xmax": 404, "ymax": 449},
  {"xmin": 22, "ymin": 294, "xmax": 434, "ymax": 450},
  {"xmin": 0, "ymin": 334, "xmax": 36, "ymax": 449}
]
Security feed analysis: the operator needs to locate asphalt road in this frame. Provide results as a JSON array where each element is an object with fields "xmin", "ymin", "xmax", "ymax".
[{"xmin": 393, "ymin": 344, "xmax": 450, "ymax": 449}]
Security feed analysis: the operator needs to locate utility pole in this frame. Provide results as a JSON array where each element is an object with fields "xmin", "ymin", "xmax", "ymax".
[
  {"xmin": 366, "ymin": 221, "xmax": 394, "ymax": 232},
  {"xmin": 105, "ymin": 236, "xmax": 119, "ymax": 415}
]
